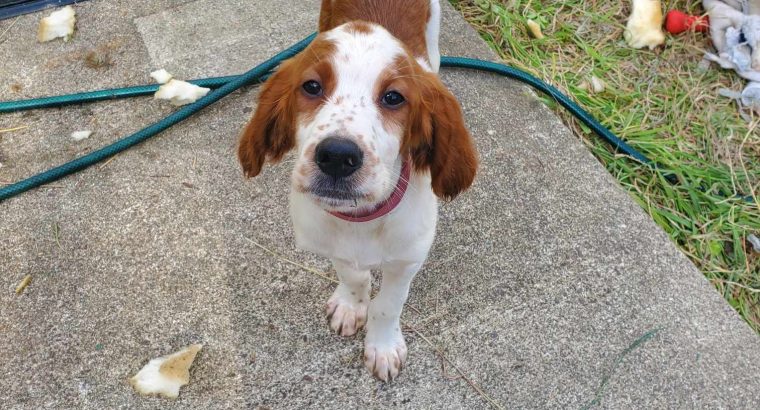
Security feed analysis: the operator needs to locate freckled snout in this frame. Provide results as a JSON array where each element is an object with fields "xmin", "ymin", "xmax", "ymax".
[{"xmin": 315, "ymin": 137, "xmax": 364, "ymax": 178}]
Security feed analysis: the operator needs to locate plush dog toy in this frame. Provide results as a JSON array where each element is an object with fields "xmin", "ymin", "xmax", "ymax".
[
  {"xmin": 664, "ymin": 10, "xmax": 710, "ymax": 34},
  {"xmin": 702, "ymin": 0, "xmax": 760, "ymax": 111}
]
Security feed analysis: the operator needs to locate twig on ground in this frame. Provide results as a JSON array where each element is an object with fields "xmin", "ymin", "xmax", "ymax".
[
  {"xmin": 98, "ymin": 155, "xmax": 118, "ymax": 171},
  {"xmin": 415, "ymin": 310, "xmax": 449, "ymax": 326},
  {"xmin": 580, "ymin": 328, "xmax": 661, "ymax": 410},
  {"xmin": 737, "ymin": 119, "xmax": 760, "ymax": 211},
  {"xmin": 405, "ymin": 302, "xmax": 423, "ymax": 316},
  {"xmin": 716, "ymin": 279, "xmax": 760, "ymax": 294},
  {"xmin": 0, "ymin": 125, "xmax": 28, "ymax": 134},
  {"xmin": 52, "ymin": 222, "xmax": 62, "ymax": 249},
  {"xmin": 438, "ymin": 353, "xmax": 463, "ymax": 381},
  {"xmin": 0, "ymin": 16, "xmax": 20, "ymax": 45},
  {"xmin": 15, "ymin": 275, "xmax": 32, "ymax": 294},
  {"xmin": 406, "ymin": 323, "xmax": 504, "ymax": 410},
  {"xmin": 243, "ymin": 238, "xmax": 338, "ymax": 284}
]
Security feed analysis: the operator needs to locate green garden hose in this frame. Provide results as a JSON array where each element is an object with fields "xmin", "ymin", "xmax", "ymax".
[
  {"xmin": 0, "ymin": 75, "xmax": 241, "ymax": 113},
  {"xmin": 0, "ymin": 34, "xmax": 678, "ymax": 202},
  {"xmin": 0, "ymin": 34, "xmax": 314, "ymax": 202}
]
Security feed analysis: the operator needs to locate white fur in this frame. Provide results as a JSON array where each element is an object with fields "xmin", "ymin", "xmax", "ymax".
[
  {"xmin": 624, "ymin": 0, "xmax": 665, "ymax": 50},
  {"xmin": 426, "ymin": 0, "xmax": 442, "ymax": 73},
  {"xmin": 289, "ymin": 20, "xmax": 441, "ymax": 381}
]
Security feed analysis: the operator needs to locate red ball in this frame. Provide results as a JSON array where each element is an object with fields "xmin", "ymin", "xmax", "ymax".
[{"xmin": 665, "ymin": 10, "xmax": 709, "ymax": 34}]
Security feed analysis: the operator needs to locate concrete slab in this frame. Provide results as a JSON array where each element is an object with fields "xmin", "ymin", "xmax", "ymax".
[{"xmin": 1, "ymin": 0, "xmax": 759, "ymax": 409}]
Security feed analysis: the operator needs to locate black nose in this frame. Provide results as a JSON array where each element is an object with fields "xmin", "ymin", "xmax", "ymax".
[{"xmin": 314, "ymin": 137, "xmax": 363, "ymax": 178}]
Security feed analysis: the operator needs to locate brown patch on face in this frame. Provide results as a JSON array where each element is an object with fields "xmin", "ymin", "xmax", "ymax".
[
  {"xmin": 317, "ymin": 124, "xmax": 328, "ymax": 131},
  {"xmin": 238, "ymin": 35, "xmax": 337, "ymax": 178},
  {"xmin": 318, "ymin": 0, "xmax": 431, "ymax": 65},
  {"xmin": 297, "ymin": 50, "xmax": 337, "ymax": 124},
  {"xmin": 373, "ymin": 55, "xmax": 416, "ymax": 135}
]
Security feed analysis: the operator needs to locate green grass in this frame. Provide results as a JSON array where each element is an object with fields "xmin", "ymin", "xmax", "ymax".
[{"xmin": 451, "ymin": 0, "xmax": 760, "ymax": 331}]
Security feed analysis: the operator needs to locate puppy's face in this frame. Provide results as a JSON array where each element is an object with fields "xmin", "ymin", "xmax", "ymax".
[{"xmin": 238, "ymin": 22, "xmax": 477, "ymax": 211}]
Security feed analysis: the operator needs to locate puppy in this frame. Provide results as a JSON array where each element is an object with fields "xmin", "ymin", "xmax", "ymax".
[{"xmin": 238, "ymin": 0, "xmax": 477, "ymax": 381}]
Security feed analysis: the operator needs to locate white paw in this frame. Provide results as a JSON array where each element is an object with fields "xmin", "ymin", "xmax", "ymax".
[
  {"xmin": 325, "ymin": 287, "xmax": 368, "ymax": 337},
  {"xmin": 624, "ymin": 0, "xmax": 665, "ymax": 50},
  {"xmin": 364, "ymin": 331, "xmax": 407, "ymax": 382}
]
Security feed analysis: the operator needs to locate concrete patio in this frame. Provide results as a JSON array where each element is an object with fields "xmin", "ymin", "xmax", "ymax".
[{"xmin": 1, "ymin": 0, "xmax": 759, "ymax": 408}]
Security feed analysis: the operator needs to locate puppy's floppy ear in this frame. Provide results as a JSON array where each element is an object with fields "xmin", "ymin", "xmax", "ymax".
[
  {"xmin": 238, "ymin": 60, "xmax": 297, "ymax": 178},
  {"xmin": 406, "ymin": 73, "xmax": 478, "ymax": 200}
]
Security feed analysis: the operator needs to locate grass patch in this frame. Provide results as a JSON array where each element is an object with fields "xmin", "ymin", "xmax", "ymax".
[{"xmin": 450, "ymin": 0, "xmax": 760, "ymax": 331}]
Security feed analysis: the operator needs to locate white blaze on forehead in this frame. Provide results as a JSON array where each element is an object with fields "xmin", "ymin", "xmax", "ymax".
[{"xmin": 325, "ymin": 24, "xmax": 406, "ymax": 99}]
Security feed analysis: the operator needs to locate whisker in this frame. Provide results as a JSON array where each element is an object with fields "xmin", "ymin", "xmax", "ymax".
[{"xmin": 390, "ymin": 74, "xmax": 426, "ymax": 81}]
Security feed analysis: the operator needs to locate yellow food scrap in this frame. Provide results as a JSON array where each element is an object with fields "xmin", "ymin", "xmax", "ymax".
[
  {"xmin": 526, "ymin": 19, "xmax": 545, "ymax": 39},
  {"xmin": 154, "ymin": 80, "xmax": 210, "ymax": 106},
  {"xmin": 130, "ymin": 344, "xmax": 203, "ymax": 399},
  {"xmin": 37, "ymin": 6, "xmax": 76, "ymax": 43}
]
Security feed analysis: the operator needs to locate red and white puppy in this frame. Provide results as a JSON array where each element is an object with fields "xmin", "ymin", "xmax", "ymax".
[{"xmin": 238, "ymin": 0, "xmax": 477, "ymax": 381}]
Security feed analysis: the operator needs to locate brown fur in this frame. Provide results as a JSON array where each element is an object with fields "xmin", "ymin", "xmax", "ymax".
[
  {"xmin": 406, "ymin": 75, "xmax": 477, "ymax": 200},
  {"xmin": 319, "ymin": 0, "xmax": 430, "ymax": 64},
  {"xmin": 238, "ymin": 37, "xmax": 336, "ymax": 177},
  {"xmin": 376, "ymin": 55, "xmax": 478, "ymax": 200}
]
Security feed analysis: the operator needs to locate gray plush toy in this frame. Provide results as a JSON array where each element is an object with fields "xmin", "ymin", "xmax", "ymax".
[{"xmin": 703, "ymin": 0, "xmax": 760, "ymax": 111}]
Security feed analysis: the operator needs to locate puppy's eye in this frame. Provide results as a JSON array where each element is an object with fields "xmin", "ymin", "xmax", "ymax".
[
  {"xmin": 302, "ymin": 80, "xmax": 323, "ymax": 96},
  {"xmin": 381, "ymin": 91, "xmax": 405, "ymax": 108}
]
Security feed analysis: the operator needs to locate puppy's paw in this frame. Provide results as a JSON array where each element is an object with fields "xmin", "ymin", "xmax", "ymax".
[
  {"xmin": 325, "ymin": 287, "xmax": 368, "ymax": 336},
  {"xmin": 624, "ymin": 0, "xmax": 665, "ymax": 50},
  {"xmin": 364, "ymin": 332, "xmax": 407, "ymax": 382}
]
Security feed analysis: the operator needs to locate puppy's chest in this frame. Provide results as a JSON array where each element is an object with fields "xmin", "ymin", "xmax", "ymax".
[
  {"xmin": 291, "ymin": 208, "xmax": 436, "ymax": 268},
  {"xmin": 295, "ymin": 218, "xmax": 407, "ymax": 266}
]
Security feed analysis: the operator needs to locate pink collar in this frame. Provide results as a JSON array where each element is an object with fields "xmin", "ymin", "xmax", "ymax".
[{"xmin": 329, "ymin": 161, "xmax": 411, "ymax": 223}]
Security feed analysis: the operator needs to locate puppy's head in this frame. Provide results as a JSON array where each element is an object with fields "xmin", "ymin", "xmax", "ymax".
[{"xmin": 238, "ymin": 22, "xmax": 477, "ymax": 212}]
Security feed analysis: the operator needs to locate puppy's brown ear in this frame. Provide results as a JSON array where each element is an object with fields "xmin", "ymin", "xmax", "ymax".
[
  {"xmin": 406, "ymin": 73, "xmax": 478, "ymax": 200},
  {"xmin": 238, "ymin": 60, "xmax": 297, "ymax": 178}
]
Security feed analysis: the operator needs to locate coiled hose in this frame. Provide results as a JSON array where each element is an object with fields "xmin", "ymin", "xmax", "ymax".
[{"xmin": 0, "ymin": 34, "xmax": 669, "ymax": 202}]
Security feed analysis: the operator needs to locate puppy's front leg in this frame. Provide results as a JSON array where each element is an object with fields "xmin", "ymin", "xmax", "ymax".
[
  {"xmin": 364, "ymin": 261, "xmax": 421, "ymax": 381},
  {"xmin": 326, "ymin": 259, "xmax": 371, "ymax": 336}
]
